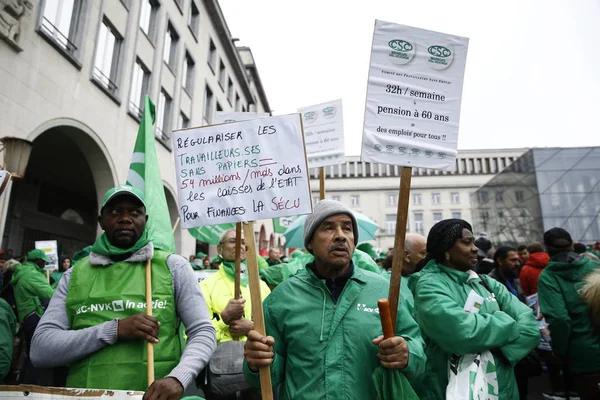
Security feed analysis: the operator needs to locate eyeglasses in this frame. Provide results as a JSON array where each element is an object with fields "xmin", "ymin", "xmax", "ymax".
[{"xmin": 222, "ymin": 238, "xmax": 246, "ymax": 246}]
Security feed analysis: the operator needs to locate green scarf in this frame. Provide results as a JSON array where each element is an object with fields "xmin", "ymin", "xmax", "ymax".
[
  {"xmin": 91, "ymin": 230, "xmax": 152, "ymax": 257},
  {"xmin": 219, "ymin": 257, "xmax": 248, "ymax": 287}
]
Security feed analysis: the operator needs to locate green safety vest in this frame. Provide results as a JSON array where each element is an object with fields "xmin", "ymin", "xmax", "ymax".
[{"xmin": 65, "ymin": 250, "xmax": 181, "ymax": 391}]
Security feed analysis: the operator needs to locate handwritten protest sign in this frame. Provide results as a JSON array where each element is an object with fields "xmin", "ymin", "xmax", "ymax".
[
  {"xmin": 173, "ymin": 114, "xmax": 312, "ymax": 228},
  {"xmin": 214, "ymin": 111, "xmax": 270, "ymax": 124},
  {"xmin": 361, "ymin": 20, "xmax": 469, "ymax": 170},
  {"xmin": 298, "ymin": 100, "xmax": 345, "ymax": 168}
]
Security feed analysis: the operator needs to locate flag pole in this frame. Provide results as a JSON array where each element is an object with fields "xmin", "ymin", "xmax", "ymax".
[
  {"xmin": 319, "ymin": 167, "xmax": 325, "ymax": 200},
  {"xmin": 234, "ymin": 222, "xmax": 242, "ymax": 300},
  {"xmin": 243, "ymin": 222, "xmax": 273, "ymax": 400},
  {"xmin": 145, "ymin": 258, "xmax": 155, "ymax": 386},
  {"xmin": 388, "ymin": 167, "xmax": 412, "ymax": 329},
  {"xmin": 171, "ymin": 217, "xmax": 180, "ymax": 233}
]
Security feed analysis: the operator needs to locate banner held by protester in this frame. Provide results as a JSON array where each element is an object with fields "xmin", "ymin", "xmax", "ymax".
[
  {"xmin": 173, "ymin": 113, "xmax": 312, "ymax": 399},
  {"xmin": 298, "ymin": 99, "xmax": 345, "ymax": 199},
  {"xmin": 360, "ymin": 20, "xmax": 469, "ymax": 328}
]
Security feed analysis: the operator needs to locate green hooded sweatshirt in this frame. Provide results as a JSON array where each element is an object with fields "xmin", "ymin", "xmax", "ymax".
[
  {"xmin": 244, "ymin": 262, "xmax": 426, "ymax": 400},
  {"xmin": 538, "ymin": 253, "xmax": 600, "ymax": 374},
  {"xmin": 10, "ymin": 261, "xmax": 55, "ymax": 322},
  {"xmin": 408, "ymin": 260, "xmax": 539, "ymax": 400}
]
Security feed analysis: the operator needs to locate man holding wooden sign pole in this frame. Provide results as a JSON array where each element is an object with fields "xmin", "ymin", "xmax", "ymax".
[
  {"xmin": 31, "ymin": 185, "xmax": 217, "ymax": 399},
  {"xmin": 173, "ymin": 113, "xmax": 313, "ymax": 399},
  {"xmin": 243, "ymin": 200, "xmax": 426, "ymax": 399}
]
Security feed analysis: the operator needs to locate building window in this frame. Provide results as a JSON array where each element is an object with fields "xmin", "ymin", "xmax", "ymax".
[
  {"xmin": 188, "ymin": 1, "xmax": 200, "ymax": 38},
  {"xmin": 156, "ymin": 89, "xmax": 172, "ymax": 141},
  {"xmin": 431, "ymin": 192, "xmax": 441, "ymax": 205},
  {"xmin": 515, "ymin": 190, "xmax": 524, "ymax": 202},
  {"xmin": 413, "ymin": 193, "xmax": 422, "ymax": 205},
  {"xmin": 204, "ymin": 85, "xmax": 214, "ymax": 122},
  {"xmin": 495, "ymin": 191, "xmax": 504, "ymax": 203},
  {"xmin": 93, "ymin": 19, "xmax": 122, "ymax": 95},
  {"xmin": 178, "ymin": 112, "xmax": 189, "ymax": 129},
  {"xmin": 451, "ymin": 192, "xmax": 460, "ymax": 204},
  {"xmin": 181, "ymin": 51, "xmax": 194, "ymax": 94},
  {"xmin": 332, "ymin": 195, "xmax": 340, "ymax": 202},
  {"xmin": 163, "ymin": 23, "xmax": 179, "ymax": 70},
  {"xmin": 433, "ymin": 212, "xmax": 443, "ymax": 224},
  {"xmin": 414, "ymin": 213, "xmax": 424, "ymax": 235},
  {"xmin": 235, "ymin": 93, "xmax": 240, "ymax": 111},
  {"xmin": 217, "ymin": 102, "xmax": 223, "ymax": 112},
  {"xmin": 218, "ymin": 60, "xmax": 226, "ymax": 89},
  {"xmin": 227, "ymin": 77, "xmax": 234, "ymax": 105},
  {"xmin": 386, "ymin": 214, "xmax": 396, "ymax": 233},
  {"xmin": 452, "ymin": 211, "xmax": 462, "ymax": 220},
  {"xmin": 208, "ymin": 37, "xmax": 217, "ymax": 71},
  {"xmin": 40, "ymin": 0, "xmax": 84, "ymax": 54},
  {"xmin": 140, "ymin": 0, "xmax": 159, "ymax": 42},
  {"xmin": 479, "ymin": 209, "xmax": 491, "ymax": 232},
  {"xmin": 129, "ymin": 59, "xmax": 150, "ymax": 118},
  {"xmin": 477, "ymin": 191, "xmax": 489, "ymax": 203},
  {"xmin": 387, "ymin": 193, "xmax": 398, "ymax": 207},
  {"xmin": 350, "ymin": 195, "xmax": 360, "ymax": 207}
]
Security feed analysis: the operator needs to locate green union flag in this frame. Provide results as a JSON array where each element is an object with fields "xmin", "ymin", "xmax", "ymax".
[
  {"xmin": 126, "ymin": 95, "xmax": 176, "ymax": 252},
  {"xmin": 189, "ymin": 223, "xmax": 235, "ymax": 245},
  {"xmin": 273, "ymin": 216, "xmax": 296, "ymax": 234}
]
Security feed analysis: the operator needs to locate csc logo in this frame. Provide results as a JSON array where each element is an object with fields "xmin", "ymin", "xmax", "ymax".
[
  {"xmin": 428, "ymin": 45, "xmax": 451, "ymax": 58},
  {"xmin": 388, "ymin": 40, "xmax": 413, "ymax": 52}
]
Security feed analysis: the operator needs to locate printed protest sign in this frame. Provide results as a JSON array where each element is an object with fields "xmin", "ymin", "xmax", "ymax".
[
  {"xmin": 35, "ymin": 240, "xmax": 58, "ymax": 271},
  {"xmin": 298, "ymin": 100, "xmax": 345, "ymax": 168},
  {"xmin": 173, "ymin": 114, "xmax": 312, "ymax": 228},
  {"xmin": 214, "ymin": 112, "xmax": 270, "ymax": 124},
  {"xmin": 361, "ymin": 20, "xmax": 469, "ymax": 170}
]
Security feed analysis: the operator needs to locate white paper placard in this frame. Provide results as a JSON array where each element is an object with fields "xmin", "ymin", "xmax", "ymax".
[
  {"xmin": 0, "ymin": 385, "xmax": 143, "ymax": 399},
  {"xmin": 214, "ymin": 112, "xmax": 270, "ymax": 124},
  {"xmin": 173, "ymin": 114, "xmax": 312, "ymax": 228},
  {"xmin": 35, "ymin": 240, "xmax": 58, "ymax": 271},
  {"xmin": 298, "ymin": 99, "xmax": 345, "ymax": 168},
  {"xmin": 361, "ymin": 20, "xmax": 469, "ymax": 170}
]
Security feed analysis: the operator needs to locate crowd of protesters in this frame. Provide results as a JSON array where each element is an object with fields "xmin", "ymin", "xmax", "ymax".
[{"xmin": 1, "ymin": 188, "xmax": 599, "ymax": 400}]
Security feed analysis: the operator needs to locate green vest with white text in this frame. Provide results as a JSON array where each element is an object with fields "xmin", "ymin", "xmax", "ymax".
[{"xmin": 65, "ymin": 250, "xmax": 181, "ymax": 391}]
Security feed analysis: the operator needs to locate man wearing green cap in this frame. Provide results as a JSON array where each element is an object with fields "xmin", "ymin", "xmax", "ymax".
[
  {"xmin": 31, "ymin": 185, "xmax": 216, "ymax": 398},
  {"xmin": 10, "ymin": 248, "xmax": 54, "ymax": 384}
]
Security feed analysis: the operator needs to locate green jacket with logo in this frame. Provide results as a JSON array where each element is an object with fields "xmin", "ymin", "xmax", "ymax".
[
  {"xmin": 65, "ymin": 250, "xmax": 181, "ymax": 390},
  {"xmin": 10, "ymin": 261, "xmax": 55, "ymax": 322},
  {"xmin": 538, "ymin": 253, "xmax": 600, "ymax": 374},
  {"xmin": 408, "ymin": 260, "xmax": 539, "ymax": 400},
  {"xmin": 244, "ymin": 263, "xmax": 426, "ymax": 400}
]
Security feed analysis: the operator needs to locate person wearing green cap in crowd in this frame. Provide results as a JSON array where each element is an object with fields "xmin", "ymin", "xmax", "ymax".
[
  {"xmin": 192, "ymin": 252, "xmax": 207, "ymax": 270},
  {"xmin": 10, "ymin": 248, "xmax": 55, "ymax": 384},
  {"xmin": 31, "ymin": 185, "xmax": 216, "ymax": 399}
]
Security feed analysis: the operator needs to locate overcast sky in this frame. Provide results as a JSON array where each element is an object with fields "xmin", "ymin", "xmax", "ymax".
[{"xmin": 220, "ymin": 0, "xmax": 600, "ymax": 156}]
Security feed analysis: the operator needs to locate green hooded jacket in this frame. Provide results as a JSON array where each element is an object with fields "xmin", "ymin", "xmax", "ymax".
[
  {"xmin": 244, "ymin": 263, "xmax": 426, "ymax": 400},
  {"xmin": 0, "ymin": 298, "xmax": 17, "ymax": 382},
  {"xmin": 10, "ymin": 261, "xmax": 55, "ymax": 322},
  {"xmin": 537, "ymin": 253, "xmax": 600, "ymax": 374},
  {"xmin": 408, "ymin": 260, "xmax": 539, "ymax": 399}
]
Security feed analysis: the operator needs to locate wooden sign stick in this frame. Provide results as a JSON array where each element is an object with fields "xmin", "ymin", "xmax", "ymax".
[
  {"xmin": 171, "ymin": 217, "xmax": 180, "ymax": 233},
  {"xmin": 243, "ymin": 222, "xmax": 274, "ymax": 400},
  {"xmin": 388, "ymin": 167, "xmax": 412, "ymax": 329},
  {"xmin": 145, "ymin": 258, "xmax": 155, "ymax": 386},
  {"xmin": 234, "ymin": 222, "xmax": 242, "ymax": 300},
  {"xmin": 319, "ymin": 167, "xmax": 325, "ymax": 200}
]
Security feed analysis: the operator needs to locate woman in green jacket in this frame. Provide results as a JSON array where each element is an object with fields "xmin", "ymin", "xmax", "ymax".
[{"xmin": 409, "ymin": 219, "xmax": 539, "ymax": 399}]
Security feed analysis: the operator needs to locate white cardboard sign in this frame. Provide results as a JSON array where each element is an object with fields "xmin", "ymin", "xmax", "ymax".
[
  {"xmin": 35, "ymin": 240, "xmax": 58, "ymax": 271},
  {"xmin": 361, "ymin": 20, "xmax": 469, "ymax": 170},
  {"xmin": 297, "ymin": 99, "xmax": 345, "ymax": 168},
  {"xmin": 172, "ymin": 114, "xmax": 312, "ymax": 228},
  {"xmin": 214, "ymin": 112, "xmax": 270, "ymax": 124}
]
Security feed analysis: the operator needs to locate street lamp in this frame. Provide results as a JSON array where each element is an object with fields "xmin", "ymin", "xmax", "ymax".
[
  {"xmin": 0, "ymin": 136, "xmax": 33, "ymax": 248},
  {"xmin": 1, "ymin": 136, "xmax": 33, "ymax": 179}
]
